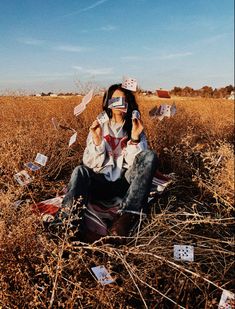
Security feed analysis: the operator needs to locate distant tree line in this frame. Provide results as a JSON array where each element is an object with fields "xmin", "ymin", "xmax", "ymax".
[
  {"xmin": 169, "ymin": 85, "xmax": 234, "ymax": 98},
  {"xmin": 40, "ymin": 92, "xmax": 79, "ymax": 96},
  {"xmin": 1, "ymin": 84, "xmax": 234, "ymax": 98}
]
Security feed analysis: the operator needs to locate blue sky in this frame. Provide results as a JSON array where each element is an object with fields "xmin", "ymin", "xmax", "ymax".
[{"xmin": 0, "ymin": 0, "xmax": 234, "ymax": 93}]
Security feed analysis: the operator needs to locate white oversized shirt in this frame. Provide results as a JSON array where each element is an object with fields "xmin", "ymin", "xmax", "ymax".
[{"xmin": 83, "ymin": 120, "xmax": 147, "ymax": 181}]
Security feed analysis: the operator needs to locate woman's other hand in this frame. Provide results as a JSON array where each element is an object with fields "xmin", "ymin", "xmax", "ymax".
[
  {"xmin": 90, "ymin": 120, "xmax": 102, "ymax": 146},
  {"xmin": 131, "ymin": 118, "xmax": 144, "ymax": 141}
]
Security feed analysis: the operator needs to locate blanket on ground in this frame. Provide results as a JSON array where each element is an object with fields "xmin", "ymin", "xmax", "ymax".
[{"xmin": 32, "ymin": 171, "xmax": 174, "ymax": 239}]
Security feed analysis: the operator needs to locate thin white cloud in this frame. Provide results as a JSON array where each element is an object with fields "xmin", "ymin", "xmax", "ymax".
[
  {"xmin": 121, "ymin": 52, "xmax": 193, "ymax": 62},
  {"xmin": 157, "ymin": 52, "xmax": 193, "ymax": 60},
  {"xmin": 100, "ymin": 25, "xmax": 117, "ymax": 31},
  {"xmin": 17, "ymin": 38, "xmax": 45, "ymax": 46},
  {"xmin": 80, "ymin": 24, "xmax": 117, "ymax": 33},
  {"xmin": 17, "ymin": 38, "xmax": 91, "ymax": 53},
  {"xmin": 55, "ymin": 44, "xmax": 92, "ymax": 52},
  {"xmin": 80, "ymin": 0, "xmax": 109, "ymax": 12},
  {"xmin": 63, "ymin": 0, "xmax": 109, "ymax": 17},
  {"xmin": 73, "ymin": 66, "xmax": 113, "ymax": 76}
]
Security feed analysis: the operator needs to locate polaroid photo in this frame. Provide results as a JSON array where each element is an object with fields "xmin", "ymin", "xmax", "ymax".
[
  {"xmin": 152, "ymin": 176, "xmax": 172, "ymax": 194},
  {"xmin": 108, "ymin": 97, "xmax": 121, "ymax": 106},
  {"xmin": 149, "ymin": 106, "xmax": 160, "ymax": 118},
  {"xmin": 74, "ymin": 89, "xmax": 93, "ymax": 116},
  {"xmin": 81, "ymin": 88, "xmax": 94, "ymax": 106},
  {"xmin": 121, "ymin": 77, "xmax": 137, "ymax": 92},
  {"xmin": 68, "ymin": 132, "xmax": 77, "ymax": 147},
  {"xmin": 108, "ymin": 97, "xmax": 123, "ymax": 108},
  {"xmin": 97, "ymin": 111, "xmax": 109, "ymax": 125},
  {"xmin": 14, "ymin": 170, "xmax": 32, "ymax": 186},
  {"xmin": 156, "ymin": 115, "xmax": 165, "ymax": 121},
  {"xmin": 218, "ymin": 290, "xmax": 235, "ymax": 309},
  {"xmin": 108, "ymin": 97, "xmax": 127, "ymax": 109},
  {"xmin": 24, "ymin": 162, "xmax": 41, "ymax": 171},
  {"xmin": 159, "ymin": 105, "xmax": 171, "ymax": 117},
  {"xmin": 34, "ymin": 153, "xmax": 48, "ymax": 166},
  {"xmin": 74, "ymin": 102, "xmax": 86, "ymax": 116},
  {"xmin": 132, "ymin": 110, "xmax": 140, "ymax": 120},
  {"xmin": 174, "ymin": 245, "xmax": 194, "ymax": 262},
  {"xmin": 91, "ymin": 265, "xmax": 115, "ymax": 285}
]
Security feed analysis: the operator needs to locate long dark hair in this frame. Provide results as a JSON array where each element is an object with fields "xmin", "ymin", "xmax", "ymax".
[{"xmin": 102, "ymin": 84, "xmax": 139, "ymax": 139}]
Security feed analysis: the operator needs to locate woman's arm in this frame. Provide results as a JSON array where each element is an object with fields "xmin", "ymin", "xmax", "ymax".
[
  {"xmin": 124, "ymin": 131, "xmax": 148, "ymax": 167},
  {"xmin": 82, "ymin": 121, "xmax": 106, "ymax": 168}
]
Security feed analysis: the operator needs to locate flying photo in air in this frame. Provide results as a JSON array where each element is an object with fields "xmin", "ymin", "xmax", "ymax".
[{"xmin": 121, "ymin": 76, "xmax": 137, "ymax": 92}]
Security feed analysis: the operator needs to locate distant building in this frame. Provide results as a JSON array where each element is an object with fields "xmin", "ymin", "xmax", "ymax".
[
  {"xmin": 156, "ymin": 89, "xmax": 171, "ymax": 98},
  {"xmin": 35, "ymin": 93, "xmax": 41, "ymax": 97},
  {"xmin": 50, "ymin": 93, "xmax": 58, "ymax": 97}
]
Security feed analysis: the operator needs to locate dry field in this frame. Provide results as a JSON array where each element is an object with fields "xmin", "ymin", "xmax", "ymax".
[{"xmin": 0, "ymin": 95, "xmax": 234, "ymax": 308}]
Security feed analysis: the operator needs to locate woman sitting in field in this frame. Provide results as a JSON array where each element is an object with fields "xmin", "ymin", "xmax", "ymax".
[{"xmin": 60, "ymin": 83, "xmax": 158, "ymax": 238}]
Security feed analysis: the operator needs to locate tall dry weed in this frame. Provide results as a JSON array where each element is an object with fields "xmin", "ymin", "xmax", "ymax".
[{"xmin": 0, "ymin": 95, "xmax": 234, "ymax": 308}]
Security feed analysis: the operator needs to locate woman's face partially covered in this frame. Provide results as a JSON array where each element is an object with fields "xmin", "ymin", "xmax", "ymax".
[
  {"xmin": 111, "ymin": 89, "xmax": 127, "ymax": 117},
  {"xmin": 112, "ymin": 89, "xmax": 125, "ymax": 99}
]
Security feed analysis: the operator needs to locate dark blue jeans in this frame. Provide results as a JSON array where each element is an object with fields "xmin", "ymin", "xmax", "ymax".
[{"xmin": 62, "ymin": 150, "xmax": 158, "ymax": 214}]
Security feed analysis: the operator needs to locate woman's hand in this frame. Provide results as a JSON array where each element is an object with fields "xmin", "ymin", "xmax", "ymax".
[
  {"xmin": 131, "ymin": 118, "xmax": 144, "ymax": 141},
  {"xmin": 90, "ymin": 120, "xmax": 102, "ymax": 146}
]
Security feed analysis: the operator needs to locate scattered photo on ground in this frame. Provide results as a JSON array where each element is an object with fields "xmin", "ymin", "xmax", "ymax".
[
  {"xmin": 35, "ymin": 153, "xmax": 48, "ymax": 166},
  {"xmin": 91, "ymin": 266, "xmax": 115, "ymax": 285},
  {"xmin": 24, "ymin": 162, "xmax": 41, "ymax": 171},
  {"xmin": 174, "ymin": 245, "xmax": 194, "ymax": 262},
  {"xmin": 14, "ymin": 170, "xmax": 32, "ymax": 186},
  {"xmin": 218, "ymin": 290, "xmax": 235, "ymax": 309}
]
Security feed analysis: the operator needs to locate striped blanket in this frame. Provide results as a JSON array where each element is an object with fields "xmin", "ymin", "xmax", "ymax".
[{"xmin": 33, "ymin": 171, "xmax": 173, "ymax": 240}]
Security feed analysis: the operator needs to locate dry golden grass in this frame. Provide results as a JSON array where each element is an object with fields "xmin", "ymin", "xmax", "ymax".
[{"xmin": 0, "ymin": 95, "xmax": 234, "ymax": 308}]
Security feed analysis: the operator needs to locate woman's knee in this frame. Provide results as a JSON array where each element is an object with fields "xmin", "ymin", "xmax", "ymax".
[
  {"xmin": 71, "ymin": 165, "xmax": 90, "ymax": 180},
  {"xmin": 137, "ymin": 149, "xmax": 158, "ymax": 165}
]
